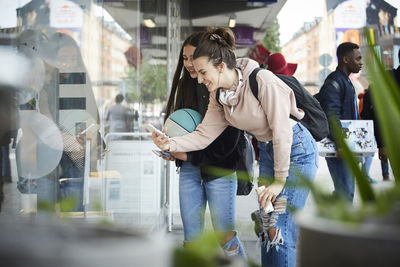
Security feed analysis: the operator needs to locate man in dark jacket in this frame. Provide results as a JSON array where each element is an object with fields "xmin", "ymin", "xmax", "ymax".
[
  {"xmin": 360, "ymin": 49, "xmax": 400, "ymax": 181},
  {"xmin": 361, "ymin": 89, "xmax": 389, "ymax": 181},
  {"xmin": 318, "ymin": 42, "xmax": 363, "ymax": 202}
]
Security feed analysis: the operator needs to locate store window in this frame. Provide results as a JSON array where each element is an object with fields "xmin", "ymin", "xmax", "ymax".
[{"xmin": 0, "ymin": 0, "xmax": 173, "ymax": 230}]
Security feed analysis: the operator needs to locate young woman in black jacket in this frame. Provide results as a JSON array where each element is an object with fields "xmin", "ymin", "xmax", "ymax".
[{"xmin": 163, "ymin": 32, "xmax": 246, "ymax": 260}]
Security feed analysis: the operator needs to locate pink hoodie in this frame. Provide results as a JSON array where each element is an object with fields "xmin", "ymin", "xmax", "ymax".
[{"xmin": 169, "ymin": 58, "xmax": 304, "ymax": 178}]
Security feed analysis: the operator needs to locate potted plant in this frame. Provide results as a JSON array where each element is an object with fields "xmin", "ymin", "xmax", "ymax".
[{"xmin": 295, "ymin": 28, "xmax": 400, "ymax": 267}]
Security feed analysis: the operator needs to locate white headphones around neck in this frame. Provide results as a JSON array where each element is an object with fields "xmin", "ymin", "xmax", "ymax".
[
  {"xmin": 218, "ymin": 69, "xmax": 243, "ymax": 106},
  {"xmin": 219, "ymin": 89, "xmax": 238, "ymax": 106}
]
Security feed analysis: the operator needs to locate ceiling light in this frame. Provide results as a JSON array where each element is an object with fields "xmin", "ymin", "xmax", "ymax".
[
  {"xmin": 143, "ymin": 17, "xmax": 156, "ymax": 28},
  {"xmin": 228, "ymin": 15, "xmax": 236, "ymax": 28}
]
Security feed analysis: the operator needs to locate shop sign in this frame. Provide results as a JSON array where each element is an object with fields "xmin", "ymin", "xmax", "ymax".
[{"xmin": 50, "ymin": 0, "xmax": 83, "ymax": 28}]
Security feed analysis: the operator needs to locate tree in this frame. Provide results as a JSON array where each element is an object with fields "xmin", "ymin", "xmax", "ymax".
[
  {"xmin": 262, "ymin": 19, "xmax": 281, "ymax": 53},
  {"xmin": 125, "ymin": 62, "xmax": 167, "ymax": 104}
]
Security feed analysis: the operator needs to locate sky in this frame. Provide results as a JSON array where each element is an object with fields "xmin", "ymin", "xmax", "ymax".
[{"xmin": 277, "ymin": 0, "xmax": 324, "ymax": 45}]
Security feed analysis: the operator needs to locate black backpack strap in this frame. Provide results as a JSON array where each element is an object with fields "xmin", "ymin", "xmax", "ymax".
[{"xmin": 249, "ymin": 67, "xmax": 263, "ymax": 100}]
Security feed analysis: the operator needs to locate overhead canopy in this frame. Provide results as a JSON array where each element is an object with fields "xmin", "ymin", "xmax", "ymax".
[{"xmin": 103, "ymin": 0, "xmax": 286, "ymax": 61}]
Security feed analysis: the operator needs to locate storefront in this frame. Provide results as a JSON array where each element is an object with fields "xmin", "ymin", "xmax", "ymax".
[{"xmin": 0, "ymin": 0, "xmax": 285, "ymax": 229}]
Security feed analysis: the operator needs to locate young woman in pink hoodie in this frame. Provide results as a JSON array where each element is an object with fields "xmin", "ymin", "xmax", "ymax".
[{"xmin": 153, "ymin": 28, "xmax": 318, "ymax": 267}]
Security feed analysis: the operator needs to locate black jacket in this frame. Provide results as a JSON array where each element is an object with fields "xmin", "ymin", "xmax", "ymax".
[
  {"xmin": 318, "ymin": 67, "xmax": 358, "ymax": 140},
  {"xmin": 186, "ymin": 126, "xmax": 244, "ymax": 182},
  {"xmin": 361, "ymin": 89, "xmax": 383, "ymax": 148}
]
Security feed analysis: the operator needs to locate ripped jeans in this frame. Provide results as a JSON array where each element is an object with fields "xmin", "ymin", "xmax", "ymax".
[
  {"xmin": 258, "ymin": 123, "xmax": 318, "ymax": 267},
  {"xmin": 179, "ymin": 162, "xmax": 246, "ymax": 261}
]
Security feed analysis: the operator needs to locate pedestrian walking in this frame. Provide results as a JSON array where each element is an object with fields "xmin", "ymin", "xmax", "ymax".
[{"xmin": 318, "ymin": 42, "xmax": 363, "ymax": 202}]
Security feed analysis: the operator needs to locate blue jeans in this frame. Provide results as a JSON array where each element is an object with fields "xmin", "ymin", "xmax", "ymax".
[
  {"xmin": 258, "ymin": 123, "xmax": 318, "ymax": 267},
  {"xmin": 179, "ymin": 162, "xmax": 246, "ymax": 260},
  {"xmin": 381, "ymin": 159, "xmax": 389, "ymax": 178},
  {"xmin": 59, "ymin": 152, "xmax": 84, "ymax": 211},
  {"xmin": 362, "ymin": 155, "xmax": 374, "ymax": 179},
  {"xmin": 325, "ymin": 156, "xmax": 355, "ymax": 202}
]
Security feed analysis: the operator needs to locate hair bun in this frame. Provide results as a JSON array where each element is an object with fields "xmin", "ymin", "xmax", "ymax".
[
  {"xmin": 194, "ymin": 27, "xmax": 236, "ymax": 70},
  {"xmin": 209, "ymin": 28, "xmax": 235, "ymax": 50},
  {"xmin": 210, "ymin": 33, "xmax": 222, "ymax": 41},
  {"xmin": 209, "ymin": 33, "xmax": 227, "ymax": 46}
]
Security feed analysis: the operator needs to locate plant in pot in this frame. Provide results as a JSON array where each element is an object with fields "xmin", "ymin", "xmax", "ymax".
[{"xmin": 295, "ymin": 28, "xmax": 400, "ymax": 267}]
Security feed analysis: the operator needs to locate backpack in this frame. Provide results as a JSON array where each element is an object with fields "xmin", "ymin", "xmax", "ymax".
[
  {"xmin": 249, "ymin": 68, "xmax": 329, "ymax": 141},
  {"xmin": 235, "ymin": 132, "xmax": 255, "ymax": 195}
]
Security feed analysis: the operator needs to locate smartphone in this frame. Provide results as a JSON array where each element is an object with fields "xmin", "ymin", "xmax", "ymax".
[
  {"xmin": 145, "ymin": 124, "xmax": 163, "ymax": 135},
  {"xmin": 152, "ymin": 149, "xmax": 175, "ymax": 159}
]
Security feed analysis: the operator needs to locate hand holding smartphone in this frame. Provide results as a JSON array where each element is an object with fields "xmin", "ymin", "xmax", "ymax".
[
  {"xmin": 146, "ymin": 124, "xmax": 171, "ymax": 154},
  {"xmin": 145, "ymin": 124, "xmax": 163, "ymax": 136}
]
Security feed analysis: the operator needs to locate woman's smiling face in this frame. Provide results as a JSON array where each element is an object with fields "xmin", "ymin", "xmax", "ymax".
[
  {"xmin": 183, "ymin": 45, "xmax": 197, "ymax": 78},
  {"xmin": 193, "ymin": 56, "xmax": 221, "ymax": 92}
]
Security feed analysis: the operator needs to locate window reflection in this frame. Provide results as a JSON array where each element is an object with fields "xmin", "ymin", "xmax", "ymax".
[{"xmin": 0, "ymin": 0, "xmax": 170, "ymax": 231}]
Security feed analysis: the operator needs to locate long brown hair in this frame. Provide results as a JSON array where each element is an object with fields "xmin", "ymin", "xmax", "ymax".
[{"xmin": 164, "ymin": 31, "xmax": 204, "ymax": 121}]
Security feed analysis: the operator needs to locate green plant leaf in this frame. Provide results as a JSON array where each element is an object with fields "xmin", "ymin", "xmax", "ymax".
[
  {"xmin": 363, "ymin": 27, "xmax": 400, "ymax": 185},
  {"xmin": 59, "ymin": 197, "xmax": 79, "ymax": 212},
  {"xmin": 172, "ymin": 231, "xmax": 222, "ymax": 267}
]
